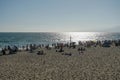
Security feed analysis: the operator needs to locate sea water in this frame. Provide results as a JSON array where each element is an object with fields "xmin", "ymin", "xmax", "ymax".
[{"xmin": 0, "ymin": 32, "xmax": 120, "ymax": 48}]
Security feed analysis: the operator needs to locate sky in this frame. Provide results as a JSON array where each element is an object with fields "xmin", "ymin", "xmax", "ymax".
[{"xmin": 0, "ymin": 0, "xmax": 120, "ymax": 32}]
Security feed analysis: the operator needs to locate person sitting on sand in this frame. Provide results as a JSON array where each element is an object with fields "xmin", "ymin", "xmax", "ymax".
[
  {"xmin": 12, "ymin": 46, "xmax": 18, "ymax": 52},
  {"xmin": 62, "ymin": 52, "xmax": 72, "ymax": 56},
  {"xmin": 42, "ymin": 44, "xmax": 44, "ymax": 47},
  {"xmin": 37, "ymin": 50, "xmax": 44, "ymax": 55},
  {"xmin": 1, "ymin": 48, "xmax": 6, "ymax": 55},
  {"xmin": 8, "ymin": 46, "xmax": 11, "ymax": 51},
  {"xmin": 39, "ymin": 44, "xmax": 41, "ymax": 48},
  {"xmin": 22, "ymin": 46, "xmax": 25, "ymax": 50},
  {"xmin": 45, "ymin": 44, "xmax": 51, "ymax": 50},
  {"xmin": 78, "ymin": 48, "xmax": 80, "ymax": 51},
  {"xmin": 29, "ymin": 44, "xmax": 33, "ymax": 52},
  {"xmin": 7, "ymin": 46, "xmax": 13, "ymax": 54},
  {"xmin": 78, "ymin": 47, "xmax": 86, "ymax": 54},
  {"xmin": 25, "ymin": 44, "xmax": 29, "ymax": 51},
  {"xmin": 59, "ymin": 46, "xmax": 64, "ymax": 52}
]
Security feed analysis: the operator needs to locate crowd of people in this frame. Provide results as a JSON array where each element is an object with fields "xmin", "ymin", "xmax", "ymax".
[
  {"xmin": 0, "ymin": 39, "xmax": 120, "ymax": 56},
  {"xmin": 0, "ymin": 45, "xmax": 18, "ymax": 56}
]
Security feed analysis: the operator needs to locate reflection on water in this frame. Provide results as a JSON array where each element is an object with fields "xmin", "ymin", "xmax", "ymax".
[
  {"xmin": 0, "ymin": 32, "xmax": 120, "ymax": 47},
  {"xmin": 59, "ymin": 32, "xmax": 120, "ymax": 43}
]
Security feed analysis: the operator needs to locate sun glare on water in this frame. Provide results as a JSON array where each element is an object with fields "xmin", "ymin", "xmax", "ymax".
[{"xmin": 64, "ymin": 32, "xmax": 98, "ymax": 42}]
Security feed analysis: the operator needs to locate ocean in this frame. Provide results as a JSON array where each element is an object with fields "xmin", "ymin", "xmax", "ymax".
[{"xmin": 0, "ymin": 32, "xmax": 120, "ymax": 48}]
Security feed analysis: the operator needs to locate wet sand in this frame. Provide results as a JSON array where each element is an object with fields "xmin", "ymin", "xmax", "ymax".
[{"xmin": 0, "ymin": 46, "xmax": 120, "ymax": 80}]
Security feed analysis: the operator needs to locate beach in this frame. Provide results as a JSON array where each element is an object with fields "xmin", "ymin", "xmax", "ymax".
[
  {"xmin": 1, "ymin": 0, "xmax": 120, "ymax": 79},
  {"xmin": 0, "ymin": 45, "xmax": 120, "ymax": 80}
]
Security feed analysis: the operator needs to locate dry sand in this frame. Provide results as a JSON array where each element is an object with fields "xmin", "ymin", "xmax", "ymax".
[{"xmin": 0, "ymin": 46, "xmax": 120, "ymax": 80}]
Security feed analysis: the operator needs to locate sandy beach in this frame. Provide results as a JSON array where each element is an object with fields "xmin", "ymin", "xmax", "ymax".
[
  {"xmin": 0, "ymin": 45, "xmax": 120, "ymax": 80},
  {"xmin": 1, "ymin": 0, "xmax": 120, "ymax": 79}
]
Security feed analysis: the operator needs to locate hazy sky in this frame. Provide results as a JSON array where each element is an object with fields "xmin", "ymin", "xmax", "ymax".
[{"xmin": 0, "ymin": 0, "xmax": 120, "ymax": 32}]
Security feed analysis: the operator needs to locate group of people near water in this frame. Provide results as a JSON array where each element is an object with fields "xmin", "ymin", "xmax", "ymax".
[
  {"xmin": 78, "ymin": 39, "xmax": 120, "ymax": 47},
  {"xmin": 0, "ymin": 45, "xmax": 18, "ymax": 56},
  {"xmin": 0, "ymin": 39, "xmax": 120, "ymax": 56}
]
